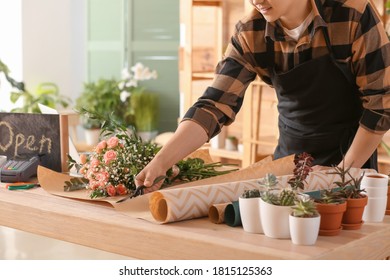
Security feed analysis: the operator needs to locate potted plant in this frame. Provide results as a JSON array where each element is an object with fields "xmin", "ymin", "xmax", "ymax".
[
  {"xmin": 314, "ymin": 189, "xmax": 346, "ymax": 236},
  {"xmin": 327, "ymin": 159, "xmax": 367, "ymax": 230},
  {"xmin": 289, "ymin": 195, "xmax": 320, "ymax": 245},
  {"xmin": 76, "ymin": 78, "xmax": 123, "ymax": 145},
  {"xmin": 259, "ymin": 152, "xmax": 314, "ymax": 239},
  {"xmin": 239, "ymin": 188, "xmax": 263, "ymax": 234},
  {"xmin": 225, "ymin": 135, "xmax": 238, "ymax": 151}
]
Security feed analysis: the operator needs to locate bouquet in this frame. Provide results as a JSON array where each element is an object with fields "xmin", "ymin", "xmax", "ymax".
[{"xmin": 66, "ymin": 111, "xmax": 238, "ymax": 199}]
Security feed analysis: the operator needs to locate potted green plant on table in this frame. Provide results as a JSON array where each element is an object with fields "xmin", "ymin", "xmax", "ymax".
[
  {"xmin": 239, "ymin": 188, "xmax": 263, "ymax": 234},
  {"xmin": 289, "ymin": 195, "xmax": 320, "ymax": 245},
  {"xmin": 313, "ymin": 188, "xmax": 346, "ymax": 236},
  {"xmin": 259, "ymin": 152, "xmax": 314, "ymax": 239}
]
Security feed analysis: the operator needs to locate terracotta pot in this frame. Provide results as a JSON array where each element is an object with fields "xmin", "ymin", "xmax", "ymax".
[
  {"xmin": 342, "ymin": 196, "xmax": 368, "ymax": 230},
  {"xmin": 315, "ymin": 202, "xmax": 347, "ymax": 236}
]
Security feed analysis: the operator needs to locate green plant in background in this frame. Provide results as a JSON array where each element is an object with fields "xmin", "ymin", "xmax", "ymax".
[
  {"xmin": 0, "ymin": 59, "xmax": 25, "ymax": 92},
  {"xmin": 76, "ymin": 78, "xmax": 124, "ymax": 129},
  {"xmin": 131, "ymin": 91, "xmax": 159, "ymax": 132},
  {"xmin": 10, "ymin": 82, "xmax": 70, "ymax": 113},
  {"xmin": 1, "ymin": 58, "xmax": 70, "ymax": 113}
]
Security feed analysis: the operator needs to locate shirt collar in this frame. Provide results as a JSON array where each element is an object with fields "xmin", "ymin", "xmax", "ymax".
[{"xmin": 264, "ymin": 0, "xmax": 327, "ymax": 42}]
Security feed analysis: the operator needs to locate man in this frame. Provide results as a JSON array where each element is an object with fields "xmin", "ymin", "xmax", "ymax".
[{"xmin": 136, "ymin": 0, "xmax": 390, "ymax": 192}]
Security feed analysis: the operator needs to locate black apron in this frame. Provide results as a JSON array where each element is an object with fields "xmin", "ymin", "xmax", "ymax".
[{"xmin": 268, "ymin": 0, "xmax": 377, "ymax": 169}]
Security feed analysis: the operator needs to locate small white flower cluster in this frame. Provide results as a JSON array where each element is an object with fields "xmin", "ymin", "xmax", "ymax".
[{"xmin": 119, "ymin": 62, "xmax": 158, "ymax": 102}]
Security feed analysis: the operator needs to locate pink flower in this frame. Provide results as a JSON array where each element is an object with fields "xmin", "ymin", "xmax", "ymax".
[
  {"xmin": 95, "ymin": 140, "xmax": 107, "ymax": 153},
  {"xmin": 90, "ymin": 158, "xmax": 100, "ymax": 167},
  {"xmin": 80, "ymin": 153, "xmax": 88, "ymax": 164},
  {"xmin": 116, "ymin": 184, "xmax": 128, "ymax": 195},
  {"xmin": 104, "ymin": 150, "xmax": 117, "ymax": 164},
  {"xmin": 107, "ymin": 137, "xmax": 119, "ymax": 148},
  {"xmin": 106, "ymin": 184, "xmax": 116, "ymax": 197},
  {"xmin": 95, "ymin": 171, "xmax": 109, "ymax": 184}
]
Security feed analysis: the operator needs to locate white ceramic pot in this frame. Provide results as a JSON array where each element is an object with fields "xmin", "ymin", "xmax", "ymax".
[
  {"xmin": 260, "ymin": 199, "xmax": 292, "ymax": 239},
  {"xmin": 361, "ymin": 173, "xmax": 388, "ymax": 197},
  {"xmin": 363, "ymin": 197, "xmax": 387, "ymax": 223},
  {"xmin": 289, "ymin": 214, "xmax": 321, "ymax": 245},
  {"xmin": 84, "ymin": 129, "xmax": 101, "ymax": 146},
  {"xmin": 239, "ymin": 197, "xmax": 263, "ymax": 234}
]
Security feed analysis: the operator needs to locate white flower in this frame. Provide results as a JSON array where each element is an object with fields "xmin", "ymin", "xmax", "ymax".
[
  {"xmin": 120, "ymin": 91, "xmax": 131, "ymax": 102},
  {"xmin": 121, "ymin": 68, "xmax": 131, "ymax": 80}
]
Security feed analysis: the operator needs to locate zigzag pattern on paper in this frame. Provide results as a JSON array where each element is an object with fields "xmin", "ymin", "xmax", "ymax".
[
  {"xmin": 158, "ymin": 180, "xmax": 260, "ymax": 223},
  {"xmin": 151, "ymin": 167, "xmax": 372, "ymax": 223}
]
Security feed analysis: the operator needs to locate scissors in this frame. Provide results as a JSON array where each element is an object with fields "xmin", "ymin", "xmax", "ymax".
[{"xmin": 116, "ymin": 175, "xmax": 166, "ymax": 203}]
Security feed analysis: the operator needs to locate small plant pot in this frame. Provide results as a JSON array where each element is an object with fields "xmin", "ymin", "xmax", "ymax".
[
  {"xmin": 342, "ymin": 196, "xmax": 368, "ymax": 230},
  {"xmin": 225, "ymin": 138, "xmax": 238, "ymax": 151},
  {"xmin": 316, "ymin": 202, "xmax": 346, "ymax": 236},
  {"xmin": 363, "ymin": 197, "xmax": 388, "ymax": 223},
  {"xmin": 84, "ymin": 128, "xmax": 101, "ymax": 146},
  {"xmin": 239, "ymin": 197, "xmax": 263, "ymax": 234},
  {"xmin": 289, "ymin": 214, "xmax": 321, "ymax": 245},
  {"xmin": 260, "ymin": 199, "xmax": 292, "ymax": 239}
]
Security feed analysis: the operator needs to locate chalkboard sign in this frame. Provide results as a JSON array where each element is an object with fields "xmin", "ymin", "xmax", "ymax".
[{"xmin": 0, "ymin": 112, "xmax": 66, "ymax": 172}]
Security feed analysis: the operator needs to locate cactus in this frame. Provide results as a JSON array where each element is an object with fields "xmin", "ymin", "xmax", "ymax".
[
  {"xmin": 279, "ymin": 189, "xmax": 296, "ymax": 206},
  {"xmin": 241, "ymin": 188, "xmax": 261, "ymax": 198}
]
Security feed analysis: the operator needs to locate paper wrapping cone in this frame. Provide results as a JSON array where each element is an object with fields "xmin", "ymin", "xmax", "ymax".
[{"xmin": 208, "ymin": 202, "xmax": 231, "ymax": 224}]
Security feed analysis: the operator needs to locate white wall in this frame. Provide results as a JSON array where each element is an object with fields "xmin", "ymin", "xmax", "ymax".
[
  {"xmin": 0, "ymin": 0, "xmax": 22, "ymax": 111},
  {"xmin": 22, "ymin": 0, "xmax": 86, "ymax": 104}
]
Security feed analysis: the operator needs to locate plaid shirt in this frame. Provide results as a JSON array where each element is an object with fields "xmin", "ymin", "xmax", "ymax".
[{"xmin": 183, "ymin": 0, "xmax": 390, "ymax": 139}]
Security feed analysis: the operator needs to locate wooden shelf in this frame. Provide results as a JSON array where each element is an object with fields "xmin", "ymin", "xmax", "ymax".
[{"xmin": 209, "ymin": 148, "xmax": 243, "ymax": 161}]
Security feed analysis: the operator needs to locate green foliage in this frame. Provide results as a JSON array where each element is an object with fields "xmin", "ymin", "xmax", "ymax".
[
  {"xmin": 1, "ymin": 59, "xmax": 69, "ymax": 113},
  {"xmin": 291, "ymin": 196, "xmax": 319, "ymax": 218},
  {"xmin": 316, "ymin": 189, "xmax": 345, "ymax": 204},
  {"xmin": 76, "ymin": 78, "xmax": 125, "ymax": 129},
  {"xmin": 131, "ymin": 90, "xmax": 159, "ymax": 132},
  {"xmin": 10, "ymin": 83, "xmax": 70, "ymax": 113}
]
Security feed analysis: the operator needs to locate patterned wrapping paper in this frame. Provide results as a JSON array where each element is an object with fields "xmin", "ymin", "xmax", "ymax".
[{"xmin": 149, "ymin": 166, "xmax": 372, "ymax": 224}]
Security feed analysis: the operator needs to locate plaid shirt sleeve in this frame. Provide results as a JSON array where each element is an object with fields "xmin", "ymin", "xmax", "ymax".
[{"xmin": 351, "ymin": 2, "xmax": 390, "ymax": 134}]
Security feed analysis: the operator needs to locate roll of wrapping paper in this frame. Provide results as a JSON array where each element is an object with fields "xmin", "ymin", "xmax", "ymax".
[
  {"xmin": 149, "ymin": 155, "xmax": 296, "ymax": 223},
  {"xmin": 149, "ymin": 158, "xmax": 371, "ymax": 224},
  {"xmin": 224, "ymin": 201, "xmax": 242, "ymax": 227},
  {"xmin": 208, "ymin": 202, "xmax": 231, "ymax": 224}
]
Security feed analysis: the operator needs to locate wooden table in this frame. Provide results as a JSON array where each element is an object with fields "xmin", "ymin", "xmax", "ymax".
[{"xmin": 1, "ymin": 185, "xmax": 389, "ymax": 260}]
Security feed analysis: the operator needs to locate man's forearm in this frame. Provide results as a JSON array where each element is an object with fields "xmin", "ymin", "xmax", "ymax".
[{"xmin": 341, "ymin": 126, "xmax": 385, "ymax": 168}]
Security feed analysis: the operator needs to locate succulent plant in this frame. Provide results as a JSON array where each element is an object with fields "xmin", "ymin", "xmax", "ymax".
[
  {"xmin": 316, "ymin": 189, "xmax": 345, "ymax": 204},
  {"xmin": 291, "ymin": 196, "xmax": 319, "ymax": 218},
  {"xmin": 258, "ymin": 173, "xmax": 278, "ymax": 189},
  {"xmin": 262, "ymin": 189, "xmax": 296, "ymax": 206},
  {"xmin": 241, "ymin": 188, "xmax": 261, "ymax": 198},
  {"xmin": 288, "ymin": 152, "xmax": 314, "ymax": 191}
]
